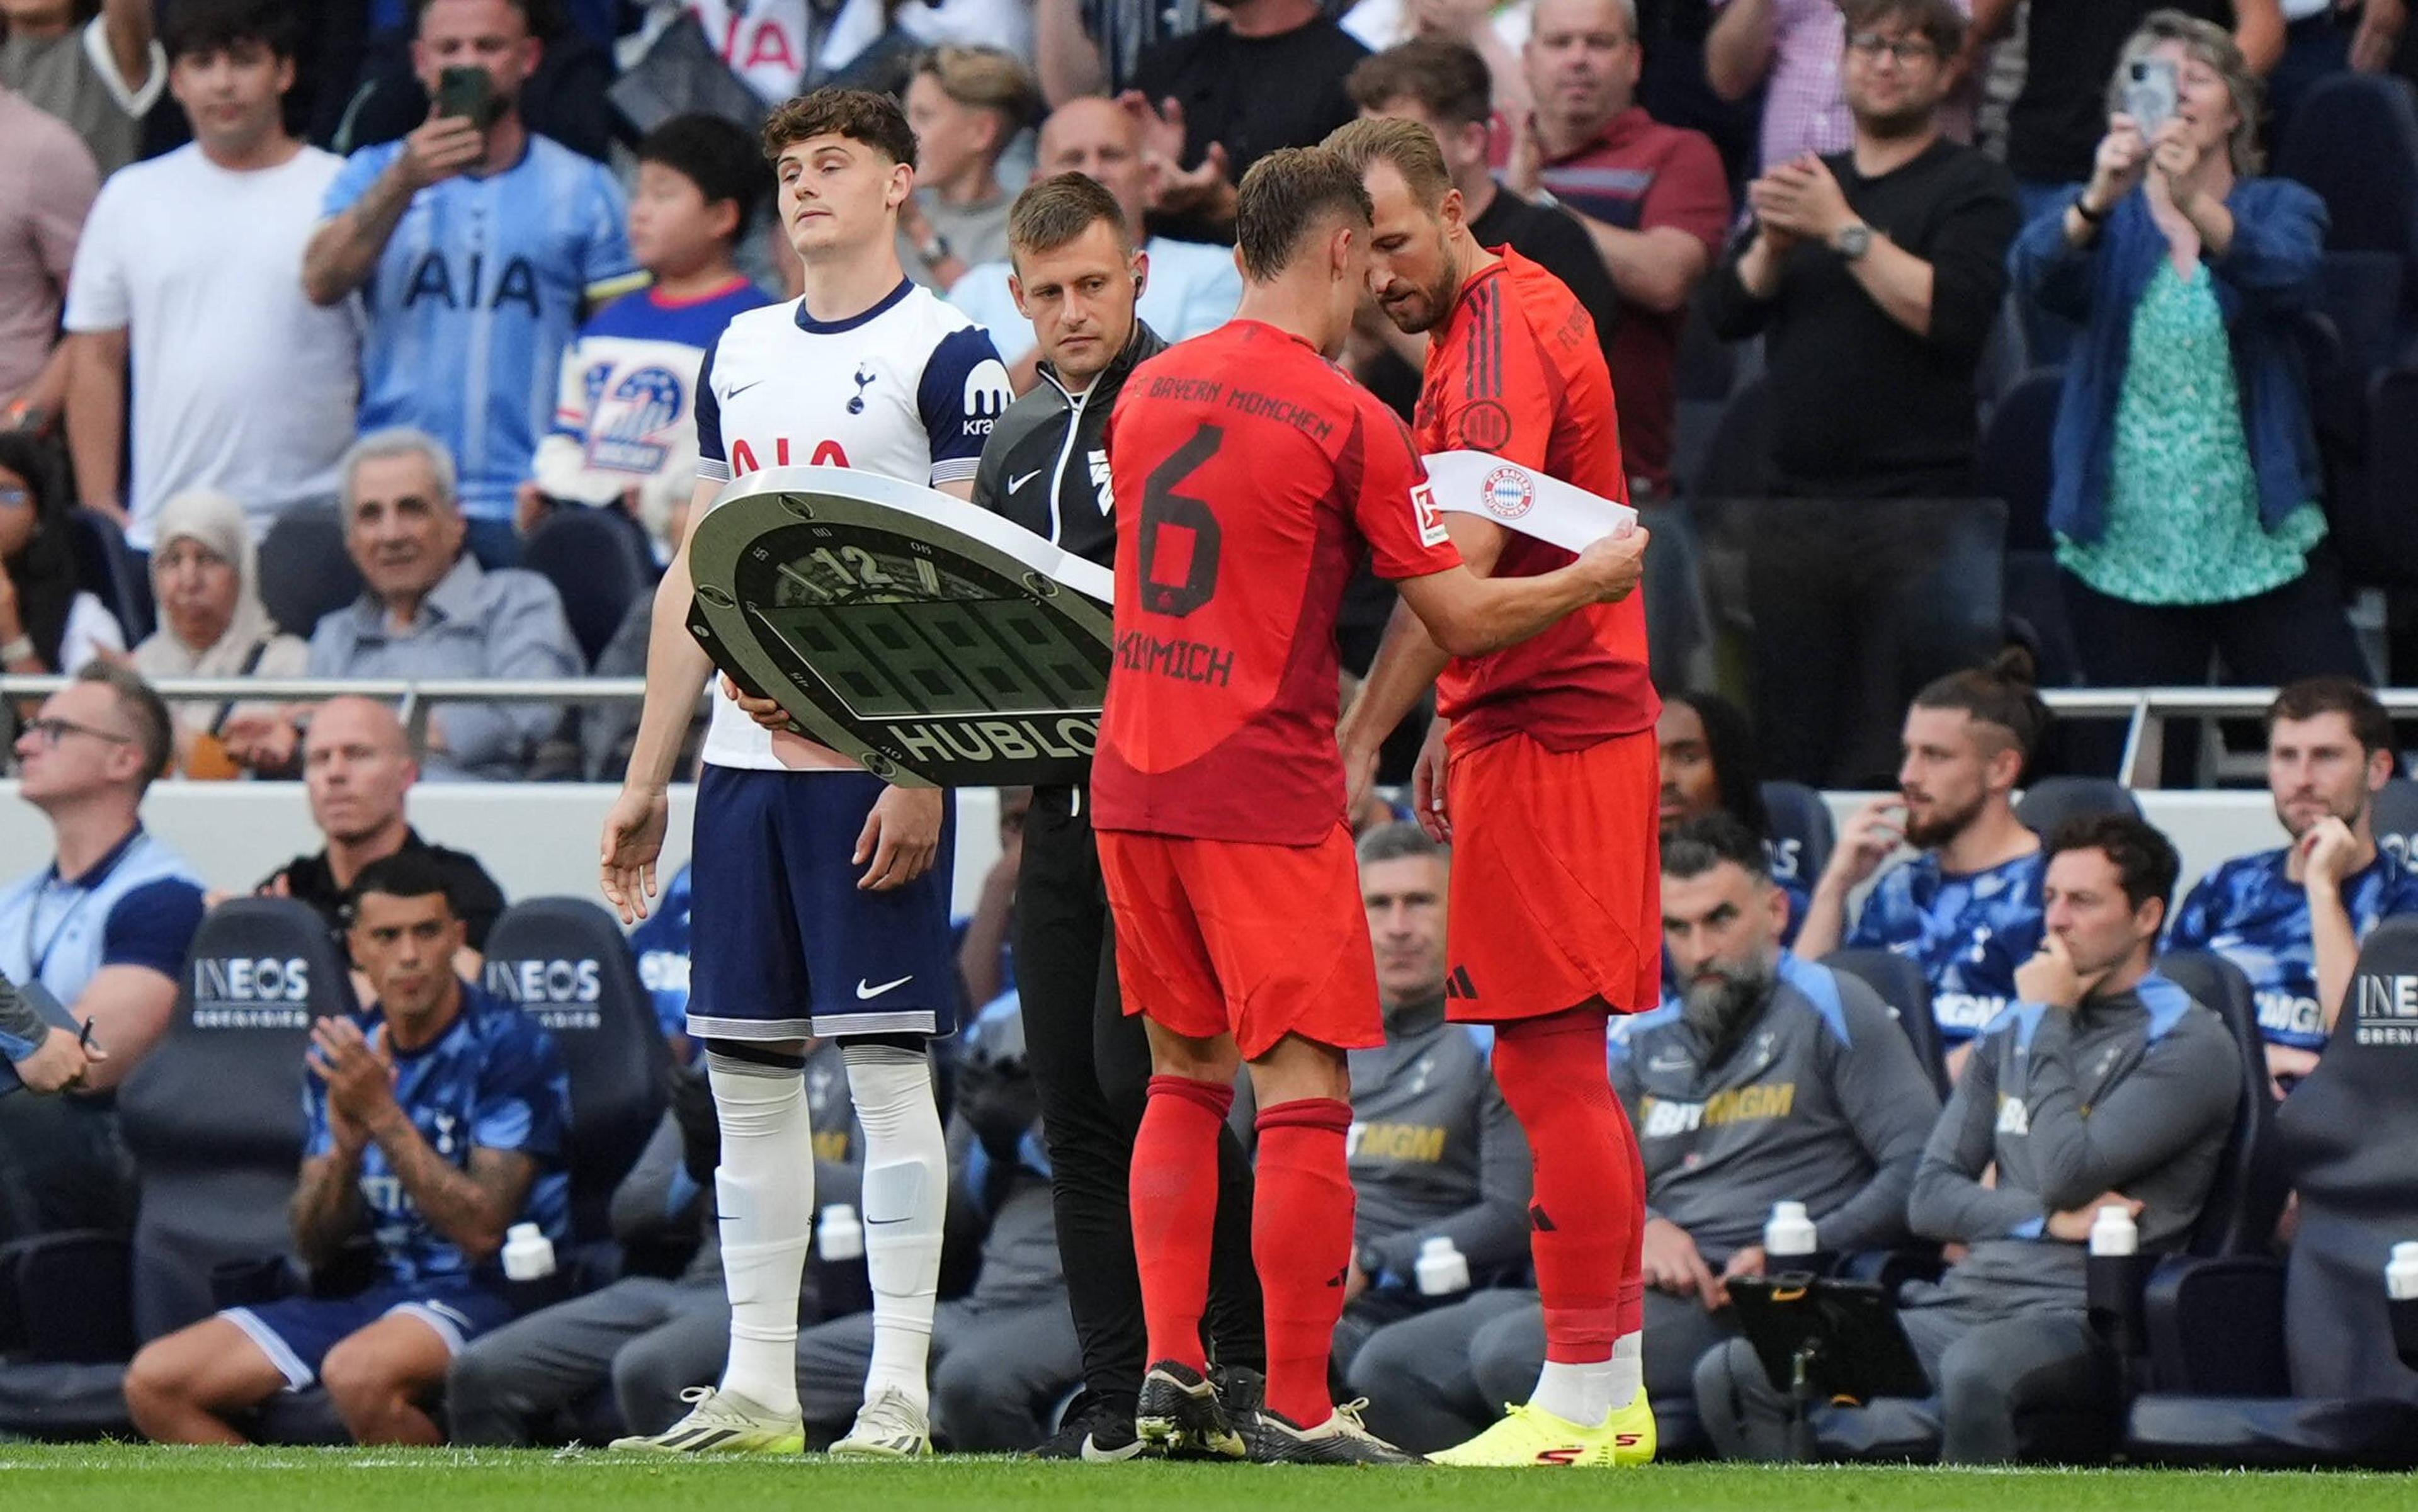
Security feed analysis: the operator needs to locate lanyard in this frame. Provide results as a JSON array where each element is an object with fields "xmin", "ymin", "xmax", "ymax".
[{"xmin": 23, "ymin": 833, "xmax": 148, "ymax": 986}]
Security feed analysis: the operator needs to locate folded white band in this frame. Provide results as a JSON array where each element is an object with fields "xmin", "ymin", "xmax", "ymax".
[{"xmin": 1421, "ymin": 450, "xmax": 1640, "ymax": 554}]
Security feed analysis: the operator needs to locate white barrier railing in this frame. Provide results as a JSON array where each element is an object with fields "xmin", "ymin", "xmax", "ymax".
[{"xmin": 5, "ymin": 678, "xmax": 2415, "ymax": 789}]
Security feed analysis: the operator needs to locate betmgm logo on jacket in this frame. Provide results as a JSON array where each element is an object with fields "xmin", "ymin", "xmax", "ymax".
[
  {"xmin": 2352, "ymin": 970, "xmax": 2418, "ymax": 1048},
  {"xmin": 1637, "ymin": 1083, "xmax": 1798, "ymax": 1139},
  {"xmin": 484, "ymin": 958, "xmax": 604, "ymax": 1032},
  {"xmin": 189, "ymin": 957, "xmax": 314, "ymax": 1030}
]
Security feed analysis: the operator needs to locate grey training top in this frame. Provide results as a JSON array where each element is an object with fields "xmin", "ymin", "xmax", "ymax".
[
  {"xmin": 1346, "ymin": 996, "xmax": 1535, "ymax": 1285},
  {"xmin": 1611, "ymin": 952, "xmax": 1943, "ymax": 1263},
  {"xmin": 1907, "ymin": 972, "xmax": 2240, "ymax": 1319}
]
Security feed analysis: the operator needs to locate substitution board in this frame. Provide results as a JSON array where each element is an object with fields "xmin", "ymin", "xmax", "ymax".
[{"xmin": 686, "ymin": 466, "xmax": 1113, "ymax": 788}]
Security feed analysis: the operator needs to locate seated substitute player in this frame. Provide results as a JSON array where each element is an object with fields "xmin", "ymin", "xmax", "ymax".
[
  {"xmin": 2167, "ymin": 676, "xmax": 2418, "ymax": 1093},
  {"xmin": 599, "ymin": 86, "xmax": 1012, "ymax": 1460},
  {"xmin": 1324, "ymin": 116, "xmax": 1660, "ymax": 1467},
  {"xmin": 1349, "ymin": 815, "xmax": 1938, "ymax": 1457},
  {"xmin": 123, "ymin": 855, "xmax": 571, "ymax": 1446},
  {"xmin": 1696, "ymin": 815, "xmax": 2240, "ymax": 1464},
  {"xmin": 974, "ymin": 171, "xmax": 1269, "ymax": 1461},
  {"xmin": 1792, "ymin": 654, "xmax": 2051, "ymax": 1074},
  {"xmin": 1096, "ymin": 144, "xmax": 1649, "ymax": 1464},
  {"xmin": 1657, "ymin": 687, "xmax": 1810, "ymax": 940}
]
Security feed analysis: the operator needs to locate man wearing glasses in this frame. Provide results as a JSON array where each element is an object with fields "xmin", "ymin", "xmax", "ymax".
[{"xmin": 0, "ymin": 662, "xmax": 203, "ymax": 1237}]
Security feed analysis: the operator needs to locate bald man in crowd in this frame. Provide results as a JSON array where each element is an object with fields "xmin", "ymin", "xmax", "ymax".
[
  {"xmin": 258, "ymin": 697, "xmax": 506, "ymax": 954},
  {"xmin": 941, "ymin": 95, "xmax": 1243, "ymax": 389}
]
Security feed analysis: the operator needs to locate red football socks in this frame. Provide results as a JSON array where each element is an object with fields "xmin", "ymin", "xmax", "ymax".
[
  {"xmin": 1252, "ymin": 1097, "xmax": 1356, "ymax": 1427},
  {"xmin": 1494, "ymin": 1013, "xmax": 1635, "ymax": 1365},
  {"xmin": 1132, "ymin": 1074, "xmax": 1233, "ymax": 1374}
]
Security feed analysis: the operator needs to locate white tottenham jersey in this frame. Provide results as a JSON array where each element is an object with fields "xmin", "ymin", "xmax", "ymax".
[{"xmin": 695, "ymin": 278, "xmax": 1009, "ymax": 770}]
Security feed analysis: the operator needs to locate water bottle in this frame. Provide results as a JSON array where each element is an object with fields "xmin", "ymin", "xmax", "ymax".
[
  {"xmin": 2387, "ymin": 1241, "xmax": 2418, "ymax": 1369},
  {"xmin": 501, "ymin": 1222, "xmax": 557, "ymax": 1282},
  {"xmin": 814, "ymin": 1203, "xmax": 871, "ymax": 1317},
  {"xmin": 1414, "ymin": 1236, "xmax": 1470, "ymax": 1297},
  {"xmin": 2086, "ymin": 1205, "xmax": 2146, "ymax": 1362},
  {"xmin": 2089, "ymin": 1204, "xmax": 2139, "ymax": 1258},
  {"xmin": 817, "ymin": 1203, "xmax": 865, "ymax": 1263},
  {"xmin": 1764, "ymin": 1201, "xmax": 1818, "ymax": 1264},
  {"xmin": 2387, "ymin": 1241, "xmax": 2418, "ymax": 1301}
]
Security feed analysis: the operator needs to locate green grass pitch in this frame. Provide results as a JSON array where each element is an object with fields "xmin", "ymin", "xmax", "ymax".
[{"xmin": 1, "ymin": 1448, "xmax": 2411, "ymax": 1511}]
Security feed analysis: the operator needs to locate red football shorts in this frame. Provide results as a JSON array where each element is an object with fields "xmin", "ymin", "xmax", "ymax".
[
  {"xmin": 1098, "ymin": 822, "xmax": 1383, "ymax": 1059},
  {"xmin": 1443, "ymin": 727, "xmax": 1662, "ymax": 1021}
]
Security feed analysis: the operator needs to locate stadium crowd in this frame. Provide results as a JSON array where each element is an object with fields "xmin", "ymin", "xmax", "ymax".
[{"xmin": 2, "ymin": 0, "xmax": 2417, "ymax": 1469}]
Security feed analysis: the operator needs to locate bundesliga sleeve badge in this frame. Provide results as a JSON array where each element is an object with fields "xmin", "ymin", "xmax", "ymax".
[
  {"xmin": 1421, "ymin": 451, "xmax": 1640, "ymax": 552},
  {"xmin": 684, "ymin": 466, "xmax": 1114, "ymax": 788}
]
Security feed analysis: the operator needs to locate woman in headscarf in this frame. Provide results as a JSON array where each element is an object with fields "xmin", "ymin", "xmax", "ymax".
[
  {"xmin": 0, "ymin": 432, "xmax": 122, "ymax": 682},
  {"xmin": 128, "ymin": 489, "xmax": 309, "ymax": 779}
]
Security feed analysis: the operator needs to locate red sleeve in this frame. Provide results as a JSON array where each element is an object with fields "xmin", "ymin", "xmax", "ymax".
[
  {"xmin": 1640, "ymin": 127, "xmax": 1732, "ymax": 257},
  {"xmin": 1353, "ymin": 402, "xmax": 1462, "ymax": 581}
]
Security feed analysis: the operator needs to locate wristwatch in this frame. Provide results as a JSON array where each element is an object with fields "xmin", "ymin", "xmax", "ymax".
[
  {"xmin": 917, "ymin": 230, "xmax": 953, "ymax": 268},
  {"xmin": 1832, "ymin": 221, "xmax": 1875, "ymax": 261}
]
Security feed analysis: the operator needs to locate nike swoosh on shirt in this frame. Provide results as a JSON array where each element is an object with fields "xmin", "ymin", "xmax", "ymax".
[
  {"xmin": 727, "ymin": 379, "xmax": 766, "ymax": 398},
  {"xmin": 1009, "ymin": 469, "xmax": 1043, "ymax": 492},
  {"xmin": 856, "ymin": 975, "xmax": 913, "ymax": 1000}
]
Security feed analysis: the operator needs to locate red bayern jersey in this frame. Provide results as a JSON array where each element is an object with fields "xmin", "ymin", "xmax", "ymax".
[
  {"xmin": 1416, "ymin": 247, "xmax": 1658, "ymax": 752},
  {"xmin": 1093, "ymin": 320, "xmax": 1463, "ymax": 844}
]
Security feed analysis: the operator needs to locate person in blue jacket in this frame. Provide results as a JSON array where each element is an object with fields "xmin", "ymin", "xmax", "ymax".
[{"xmin": 2008, "ymin": 9, "xmax": 2364, "ymax": 707}]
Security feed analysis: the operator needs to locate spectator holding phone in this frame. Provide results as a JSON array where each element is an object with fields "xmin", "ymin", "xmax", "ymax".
[
  {"xmin": 2009, "ymin": 10, "xmax": 2366, "ymax": 700},
  {"xmin": 302, "ymin": 0, "xmax": 642, "ymax": 571}
]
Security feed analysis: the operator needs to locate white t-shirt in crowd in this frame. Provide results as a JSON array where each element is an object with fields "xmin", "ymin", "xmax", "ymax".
[{"xmin": 63, "ymin": 142, "xmax": 361, "ymax": 548}]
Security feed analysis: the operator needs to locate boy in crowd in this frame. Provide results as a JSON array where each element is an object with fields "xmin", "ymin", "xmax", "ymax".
[{"xmin": 520, "ymin": 113, "xmax": 772, "ymax": 559}]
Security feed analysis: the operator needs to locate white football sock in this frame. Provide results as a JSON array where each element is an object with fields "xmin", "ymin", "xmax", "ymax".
[
  {"xmin": 843, "ymin": 1041, "xmax": 947, "ymax": 1416},
  {"xmin": 707, "ymin": 1050, "xmax": 814, "ymax": 1418},
  {"xmin": 1604, "ymin": 1331, "xmax": 1644, "ymax": 1413},
  {"xmin": 1529, "ymin": 1361, "xmax": 1603, "ymax": 1426}
]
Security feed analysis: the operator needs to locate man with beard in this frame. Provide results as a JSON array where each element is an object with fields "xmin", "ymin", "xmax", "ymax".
[
  {"xmin": 2167, "ymin": 676, "xmax": 2418, "ymax": 1093},
  {"xmin": 1328, "ymin": 114, "xmax": 1661, "ymax": 1467},
  {"xmin": 1345, "ymin": 813, "xmax": 1936, "ymax": 1457},
  {"xmin": 1697, "ymin": 813, "xmax": 2239, "ymax": 1464},
  {"xmin": 1700, "ymin": 0, "xmax": 2018, "ymax": 787},
  {"xmin": 1794, "ymin": 656, "xmax": 2051, "ymax": 1076}
]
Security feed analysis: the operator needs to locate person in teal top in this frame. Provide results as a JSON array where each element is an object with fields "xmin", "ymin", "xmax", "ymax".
[{"xmin": 2008, "ymin": 9, "xmax": 2366, "ymax": 734}]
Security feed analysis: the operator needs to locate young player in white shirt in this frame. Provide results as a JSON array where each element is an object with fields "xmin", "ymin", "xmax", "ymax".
[{"xmin": 599, "ymin": 87, "xmax": 1011, "ymax": 1460}]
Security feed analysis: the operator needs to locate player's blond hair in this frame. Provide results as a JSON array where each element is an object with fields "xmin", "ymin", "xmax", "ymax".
[{"xmin": 1322, "ymin": 116, "xmax": 1456, "ymax": 213}]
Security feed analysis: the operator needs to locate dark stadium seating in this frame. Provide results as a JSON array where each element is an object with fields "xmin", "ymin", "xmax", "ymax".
[
  {"xmin": 2371, "ymin": 778, "xmax": 2418, "ymax": 871},
  {"xmin": 68, "ymin": 506, "xmax": 154, "ymax": 644},
  {"xmin": 2123, "ymin": 921, "xmax": 2418, "ymax": 1467},
  {"xmin": 256, "ymin": 508, "xmax": 365, "ymax": 639},
  {"xmin": 479, "ymin": 899, "xmax": 669, "ymax": 1267},
  {"xmin": 519, "ymin": 508, "xmax": 656, "ymax": 666},
  {"xmin": 1820, "ymin": 948, "xmax": 1948, "ymax": 1096},
  {"xmin": 2150, "ymin": 952, "xmax": 2282, "ymax": 1260},
  {"xmin": 2014, "ymin": 776, "xmax": 2142, "ymax": 836},
  {"xmin": 2274, "ymin": 73, "xmax": 2418, "ymax": 275},
  {"xmin": 1760, "ymin": 780, "xmax": 1835, "ymax": 897},
  {"xmin": 0, "ymin": 900, "xmax": 344, "ymax": 1438}
]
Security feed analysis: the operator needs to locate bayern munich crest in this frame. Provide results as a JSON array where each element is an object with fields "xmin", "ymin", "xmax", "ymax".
[{"xmin": 1482, "ymin": 464, "xmax": 1537, "ymax": 521}]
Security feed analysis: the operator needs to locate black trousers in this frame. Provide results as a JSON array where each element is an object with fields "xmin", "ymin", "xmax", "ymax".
[
  {"xmin": 2060, "ymin": 560, "xmax": 2370, "ymax": 782},
  {"xmin": 1013, "ymin": 785, "xmax": 1264, "ymax": 1411}
]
